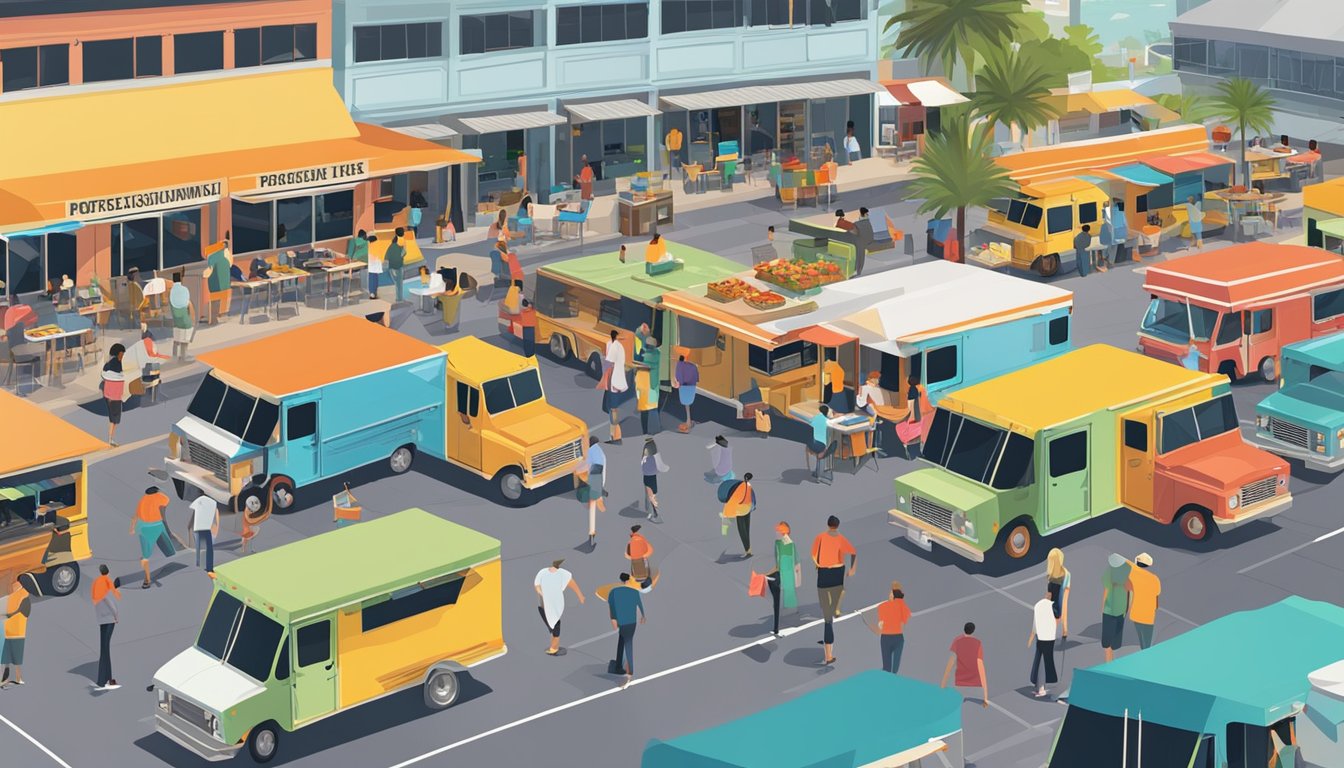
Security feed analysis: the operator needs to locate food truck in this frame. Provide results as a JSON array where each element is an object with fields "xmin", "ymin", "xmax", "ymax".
[
  {"xmin": 642, "ymin": 671, "xmax": 964, "ymax": 768},
  {"xmin": 1250, "ymin": 333, "xmax": 1344, "ymax": 471},
  {"xmin": 981, "ymin": 177, "xmax": 1110, "ymax": 277},
  {"xmin": 511, "ymin": 242, "xmax": 743, "ymax": 382},
  {"xmin": 1050, "ymin": 596, "xmax": 1344, "ymax": 768},
  {"xmin": 153, "ymin": 509, "xmax": 503, "ymax": 763},
  {"xmin": 1300, "ymin": 657, "xmax": 1344, "ymax": 764},
  {"xmin": 166, "ymin": 315, "xmax": 586, "ymax": 509},
  {"xmin": 659, "ymin": 260, "xmax": 1074, "ymax": 418},
  {"xmin": 1305, "ymin": 176, "xmax": 1344, "ymax": 251},
  {"xmin": 891, "ymin": 346, "xmax": 1290, "ymax": 562},
  {"xmin": 1138, "ymin": 244, "xmax": 1344, "ymax": 381},
  {"xmin": 0, "ymin": 390, "xmax": 105, "ymax": 597}
]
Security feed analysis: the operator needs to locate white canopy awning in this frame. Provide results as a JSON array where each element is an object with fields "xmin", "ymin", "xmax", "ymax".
[
  {"xmin": 389, "ymin": 123, "xmax": 458, "ymax": 141},
  {"xmin": 660, "ymin": 79, "xmax": 886, "ymax": 112},
  {"xmin": 457, "ymin": 111, "xmax": 567, "ymax": 135},
  {"xmin": 905, "ymin": 79, "xmax": 968, "ymax": 108},
  {"xmin": 566, "ymin": 98, "xmax": 660, "ymax": 123}
]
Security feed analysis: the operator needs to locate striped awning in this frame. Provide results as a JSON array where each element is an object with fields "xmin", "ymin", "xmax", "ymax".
[
  {"xmin": 566, "ymin": 99, "xmax": 660, "ymax": 123},
  {"xmin": 660, "ymin": 79, "xmax": 886, "ymax": 112},
  {"xmin": 388, "ymin": 123, "xmax": 458, "ymax": 141},
  {"xmin": 456, "ymin": 111, "xmax": 567, "ymax": 135}
]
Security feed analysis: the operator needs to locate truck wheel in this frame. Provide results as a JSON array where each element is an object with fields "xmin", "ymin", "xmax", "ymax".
[
  {"xmin": 246, "ymin": 722, "xmax": 281, "ymax": 764},
  {"xmin": 42, "ymin": 563, "xmax": 80, "ymax": 597},
  {"xmin": 270, "ymin": 477, "xmax": 296, "ymax": 513},
  {"xmin": 1035, "ymin": 254, "xmax": 1060, "ymax": 277},
  {"xmin": 1176, "ymin": 506, "xmax": 1211, "ymax": 541},
  {"xmin": 1218, "ymin": 360, "xmax": 1239, "ymax": 382},
  {"xmin": 999, "ymin": 521, "xmax": 1034, "ymax": 560},
  {"xmin": 1258, "ymin": 356, "xmax": 1277, "ymax": 382},
  {"xmin": 549, "ymin": 334, "xmax": 571, "ymax": 361},
  {"xmin": 238, "ymin": 486, "xmax": 269, "ymax": 527},
  {"xmin": 390, "ymin": 445, "xmax": 416, "ymax": 475},
  {"xmin": 172, "ymin": 478, "xmax": 187, "ymax": 500},
  {"xmin": 586, "ymin": 352, "xmax": 604, "ymax": 380},
  {"xmin": 495, "ymin": 468, "xmax": 527, "ymax": 506},
  {"xmin": 424, "ymin": 668, "xmax": 460, "ymax": 710}
]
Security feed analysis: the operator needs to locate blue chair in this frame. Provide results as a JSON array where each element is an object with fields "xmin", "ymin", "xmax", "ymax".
[{"xmin": 557, "ymin": 202, "xmax": 589, "ymax": 245}]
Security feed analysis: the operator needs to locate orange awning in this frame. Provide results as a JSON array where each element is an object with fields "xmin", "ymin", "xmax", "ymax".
[
  {"xmin": 0, "ymin": 390, "xmax": 105, "ymax": 475},
  {"xmin": 1140, "ymin": 152, "xmax": 1234, "ymax": 176},
  {"xmin": 995, "ymin": 125, "xmax": 1209, "ymax": 186},
  {"xmin": 795, "ymin": 325, "xmax": 857, "ymax": 347}
]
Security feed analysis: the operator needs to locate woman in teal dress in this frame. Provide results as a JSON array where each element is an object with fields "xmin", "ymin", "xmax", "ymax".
[{"xmin": 767, "ymin": 521, "xmax": 798, "ymax": 636}]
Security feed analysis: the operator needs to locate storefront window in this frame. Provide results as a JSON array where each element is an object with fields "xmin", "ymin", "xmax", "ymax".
[
  {"xmin": 121, "ymin": 218, "xmax": 160, "ymax": 276},
  {"xmin": 46, "ymin": 233, "xmax": 77, "ymax": 289},
  {"xmin": 1, "ymin": 44, "xmax": 69, "ymax": 92},
  {"xmin": 174, "ymin": 31, "xmax": 224, "ymax": 74},
  {"xmin": 6, "ymin": 236, "xmax": 42, "ymax": 295},
  {"xmin": 1238, "ymin": 44, "xmax": 1269, "ymax": 80},
  {"xmin": 276, "ymin": 197, "xmax": 314, "ymax": 248},
  {"xmin": 232, "ymin": 200, "xmax": 274, "ymax": 255},
  {"xmin": 315, "ymin": 190, "xmax": 355, "ymax": 242},
  {"xmin": 162, "ymin": 209, "xmax": 202, "ymax": 269},
  {"xmin": 778, "ymin": 100, "xmax": 806, "ymax": 160}
]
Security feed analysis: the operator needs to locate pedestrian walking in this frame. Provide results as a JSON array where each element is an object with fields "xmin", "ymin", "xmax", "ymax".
[
  {"xmin": 1046, "ymin": 547, "xmax": 1071, "ymax": 638},
  {"xmin": 131, "ymin": 486, "xmax": 177, "ymax": 588},
  {"xmin": 941, "ymin": 622, "xmax": 988, "ymax": 707},
  {"xmin": 1, "ymin": 574, "xmax": 31, "ymax": 687},
  {"xmin": 720, "ymin": 473, "xmax": 755, "ymax": 557},
  {"xmin": 868, "ymin": 581, "xmax": 911, "ymax": 674},
  {"xmin": 519, "ymin": 299, "xmax": 538, "ymax": 358},
  {"xmin": 1185, "ymin": 196, "xmax": 1204, "ymax": 250},
  {"xmin": 625, "ymin": 525, "xmax": 654, "ymax": 585},
  {"xmin": 635, "ymin": 361, "xmax": 661, "ymax": 436},
  {"xmin": 640, "ymin": 438, "xmax": 668, "ymax": 523},
  {"xmin": 585, "ymin": 437, "xmax": 606, "ymax": 548},
  {"xmin": 608, "ymin": 573, "xmax": 646, "ymax": 689},
  {"xmin": 386, "ymin": 227, "xmax": 408, "ymax": 303},
  {"xmin": 1101, "ymin": 553, "xmax": 1131, "ymax": 662},
  {"xmin": 674, "ymin": 352, "xmax": 699, "ymax": 433},
  {"xmin": 765, "ymin": 522, "xmax": 798, "ymax": 636},
  {"xmin": 812, "ymin": 515, "xmax": 857, "ymax": 665},
  {"xmin": 535, "ymin": 559, "xmax": 585, "ymax": 656},
  {"xmin": 706, "ymin": 435, "xmax": 734, "ymax": 484},
  {"xmin": 1128, "ymin": 552, "xmax": 1161, "ymax": 650},
  {"xmin": 1029, "ymin": 589, "xmax": 1058, "ymax": 698},
  {"xmin": 1098, "ymin": 204, "xmax": 1116, "ymax": 272},
  {"xmin": 190, "ymin": 494, "xmax": 219, "ymax": 575},
  {"xmin": 168, "ymin": 283, "xmax": 195, "ymax": 361},
  {"xmin": 101, "ymin": 343, "xmax": 127, "ymax": 447},
  {"xmin": 92, "ymin": 565, "xmax": 120, "ymax": 691},
  {"xmin": 366, "ymin": 230, "xmax": 385, "ymax": 299},
  {"xmin": 603, "ymin": 330, "xmax": 629, "ymax": 444},
  {"xmin": 1074, "ymin": 225, "xmax": 1092, "ymax": 277}
]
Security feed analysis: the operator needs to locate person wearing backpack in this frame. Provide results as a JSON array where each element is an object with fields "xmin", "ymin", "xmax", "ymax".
[{"xmin": 721, "ymin": 473, "xmax": 755, "ymax": 558}]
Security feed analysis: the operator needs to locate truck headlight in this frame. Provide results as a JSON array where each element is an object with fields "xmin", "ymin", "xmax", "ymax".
[
  {"xmin": 1255, "ymin": 414, "xmax": 1269, "ymax": 430},
  {"xmin": 210, "ymin": 714, "xmax": 221, "ymax": 739},
  {"xmin": 951, "ymin": 510, "xmax": 967, "ymax": 535},
  {"xmin": 1279, "ymin": 475, "xmax": 1288, "ymax": 487},
  {"xmin": 1228, "ymin": 494, "xmax": 1239, "ymax": 510},
  {"xmin": 168, "ymin": 433, "xmax": 181, "ymax": 460},
  {"xmin": 964, "ymin": 520, "xmax": 977, "ymax": 541},
  {"xmin": 1316, "ymin": 432, "xmax": 1326, "ymax": 445},
  {"xmin": 897, "ymin": 495, "xmax": 907, "ymax": 507},
  {"xmin": 1337, "ymin": 429, "xmax": 1344, "ymax": 449}
]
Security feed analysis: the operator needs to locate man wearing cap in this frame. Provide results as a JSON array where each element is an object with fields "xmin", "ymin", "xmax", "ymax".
[
  {"xmin": 1100, "ymin": 553, "xmax": 1131, "ymax": 662},
  {"xmin": 534, "ymin": 559, "xmax": 585, "ymax": 656},
  {"xmin": 1127, "ymin": 553, "xmax": 1161, "ymax": 650}
]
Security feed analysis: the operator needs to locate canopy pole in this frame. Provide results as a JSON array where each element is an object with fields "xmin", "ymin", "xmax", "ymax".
[{"xmin": 1122, "ymin": 708, "xmax": 1129, "ymax": 767}]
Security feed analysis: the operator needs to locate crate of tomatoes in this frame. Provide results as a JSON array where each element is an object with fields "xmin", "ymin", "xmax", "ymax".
[{"xmin": 753, "ymin": 257, "xmax": 844, "ymax": 293}]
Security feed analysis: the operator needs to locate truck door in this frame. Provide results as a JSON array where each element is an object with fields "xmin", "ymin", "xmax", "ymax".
[
  {"xmin": 451, "ymin": 380, "xmax": 483, "ymax": 470},
  {"xmin": 281, "ymin": 395, "xmax": 320, "ymax": 486},
  {"xmin": 1242, "ymin": 308, "xmax": 1276, "ymax": 378},
  {"xmin": 1045, "ymin": 428, "xmax": 1090, "ymax": 529},
  {"xmin": 292, "ymin": 617, "xmax": 336, "ymax": 724},
  {"xmin": 1120, "ymin": 415, "xmax": 1155, "ymax": 515}
]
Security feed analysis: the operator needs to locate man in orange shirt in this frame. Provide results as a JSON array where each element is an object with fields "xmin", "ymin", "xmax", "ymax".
[
  {"xmin": 868, "ymin": 581, "xmax": 911, "ymax": 674},
  {"xmin": 575, "ymin": 154, "xmax": 595, "ymax": 201},
  {"xmin": 2, "ymin": 575, "xmax": 31, "ymax": 687},
  {"xmin": 812, "ymin": 515, "xmax": 857, "ymax": 665},
  {"xmin": 626, "ymin": 525, "xmax": 654, "ymax": 586},
  {"xmin": 130, "ymin": 486, "xmax": 177, "ymax": 589}
]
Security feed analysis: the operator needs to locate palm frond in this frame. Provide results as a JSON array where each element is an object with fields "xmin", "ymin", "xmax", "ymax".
[{"xmin": 908, "ymin": 113, "xmax": 1015, "ymax": 219}]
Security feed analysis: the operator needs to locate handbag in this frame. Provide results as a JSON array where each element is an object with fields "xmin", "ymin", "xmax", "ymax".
[
  {"xmin": 755, "ymin": 409, "xmax": 772, "ymax": 433},
  {"xmin": 597, "ymin": 363, "xmax": 612, "ymax": 391},
  {"xmin": 576, "ymin": 482, "xmax": 591, "ymax": 503},
  {"xmin": 748, "ymin": 570, "xmax": 767, "ymax": 598}
]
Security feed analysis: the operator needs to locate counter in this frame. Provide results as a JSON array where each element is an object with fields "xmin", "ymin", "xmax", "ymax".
[{"xmin": 618, "ymin": 190, "xmax": 674, "ymax": 237}]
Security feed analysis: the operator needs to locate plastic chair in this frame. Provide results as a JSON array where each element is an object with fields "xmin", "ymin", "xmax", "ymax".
[
  {"xmin": 3, "ymin": 325, "xmax": 41, "ymax": 394},
  {"xmin": 557, "ymin": 201, "xmax": 589, "ymax": 245}
]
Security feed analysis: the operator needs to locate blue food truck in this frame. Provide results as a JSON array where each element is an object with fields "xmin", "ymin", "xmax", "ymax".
[
  {"xmin": 1050, "ymin": 596, "xmax": 1344, "ymax": 768},
  {"xmin": 1251, "ymin": 333, "xmax": 1344, "ymax": 471}
]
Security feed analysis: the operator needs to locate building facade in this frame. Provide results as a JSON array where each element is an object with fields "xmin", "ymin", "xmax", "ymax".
[{"xmin": 334, "ymin": 0, "xmax": 883, "ymax": 215}]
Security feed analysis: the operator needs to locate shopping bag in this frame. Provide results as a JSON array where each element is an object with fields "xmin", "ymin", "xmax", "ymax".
[
  {"xmin": 748, "ymin": 570, "xmax": 767, "ymax": 598},
  {"xmin": 576, "ymin": 482, "xmax": 591, "ymax": 504},
  {"xmin": 597, "ymin": 363, "xmax": 612, "ymax": 390},
  {"xmin": 755, "ymin": 409, "xmax": 772, "ymax": 433}
]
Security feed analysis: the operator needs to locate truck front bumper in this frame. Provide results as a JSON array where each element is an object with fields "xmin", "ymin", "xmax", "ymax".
[
  {"xmin": 1214, "ymin": 494, "xmax": 1293, "ymax": 532},
  {"xmin": 1245, "ymin": 434, "xmax": 1344, "ymax": 473},
  {"xmin": 165, "ymin": 458, "xmax": 232, "ymax": 504},
  {"xmin": 888, "ymin": 510, "xmax": 985, "ymax": 562},
  {"xmin": 155, "ymin": 713, "xmax": 239, "ymax": 762}
]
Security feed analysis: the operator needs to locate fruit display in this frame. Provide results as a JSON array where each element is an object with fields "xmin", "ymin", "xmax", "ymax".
[
  {"xmin": 753, "ymin": 257, "xmax": 844, "ymax": 292},
  {"xmin": 744, "ymin": 290, "xmax": 786, "ymax": 310},
  {"xmin": 707, "ymin": 278, "xmax": 787, "ymax": 309}
]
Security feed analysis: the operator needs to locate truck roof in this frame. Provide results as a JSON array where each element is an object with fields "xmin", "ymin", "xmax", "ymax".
[
  {"xmin": 0, "ymin": 389, "xmax": 106, "ymax": 475},
  {"xmin": 1284, "ymin": 333, "xmax": 1344, "ymax": 370},
  {"xmin": 196, "ymin": 315, "xmax": 444, "ymax": 398},
  {"xmin": 994, "ymin": 123, "xmax": 1208, "ymax": 186},
  {"xmin": 1304, "ymin": 176, "xmax": 1344, "ymax": 217},
  {"xmin": 441, "ymin": 336, "xmax": 535, "ymax": 382},
  {"xmin": 1068, "ymin": 596, "xmax": 1344, "ymax": 734},
  {"xmin": 541, "ymin": 241, "xmax": 743, "ymax": 303},
  {"xmin": 214, "ymin": 509, "xmax": 499, "ymax": 622},
  {"xmin": 1143, "ymin": 244, "xmax": 1344, "ymax": 308},
  {"xmin": 942, "ymin": 345, "xmax": 1221, "ymax": 433}
]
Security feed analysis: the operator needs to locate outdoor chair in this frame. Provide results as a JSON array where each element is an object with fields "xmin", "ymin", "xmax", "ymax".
[
  {"xmin": 557, "ymin": 202, "xmax": 589, "ymax": 245},
  {"xmin": 3, "ymin": 325, "xmax": 41, "ymax": 395},
  {"xmin": 529, "ymin": 204, "xmax": 560, "ymax": 241}
]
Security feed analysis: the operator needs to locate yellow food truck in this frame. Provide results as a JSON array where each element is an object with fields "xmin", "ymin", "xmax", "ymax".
[
  {"xmin": 0, "ymin": 389, "xmax": 105, "ymax": 596},
  {"xmin": 153, "ymin": 509, "xmax": 504, "ymax": 763}
]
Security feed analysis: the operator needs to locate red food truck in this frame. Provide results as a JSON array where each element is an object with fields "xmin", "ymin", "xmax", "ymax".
[{"xmin": 1138, "ymin": 244, "xmax": 1344, "ymax": 380}]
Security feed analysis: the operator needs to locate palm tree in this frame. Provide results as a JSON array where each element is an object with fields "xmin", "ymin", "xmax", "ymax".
[
  {"xmin": 1154, "ymin": 92, "xmax": 1214, "ymax": 125},
  {"xmin": 907, "ymin": 110, "xmax": 1016, "ymax": 259},
  {"xmin": 971, "ymin": 47, "xmax": 1057, "ymax": 147},
  {"xmin": 885, "ymin": 0, "xmax": 1028, "ymax": 91},
  {"xmin": 1208, "ymin": 78, "xmax": 1276, "ymax": 188}
]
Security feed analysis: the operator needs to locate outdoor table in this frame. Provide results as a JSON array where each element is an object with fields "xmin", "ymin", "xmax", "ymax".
[
  {"xmin": 311, "ymin": 260, "xmax": 366, "ymax": 309},
  {"xmin": 78, "ymin": 302, "xmax": 114, "ymax": 342},
  {"xmin": 238, "ymin": 272, "xmax": 307, "ymax": 324},
  {"xmin": 788, "ymin": 400, "xmax": 875, "ymax": 474},
  {"xmin": 24, "ymin": 324, "xmax": 86, "ymax": 389},
  {"xmin": 409, "ymin": 277, "xmax": 446, "ymax": 315},
  {"xmin": 435, "ymin": 253, "xmax": 493, "ymax": 298}
]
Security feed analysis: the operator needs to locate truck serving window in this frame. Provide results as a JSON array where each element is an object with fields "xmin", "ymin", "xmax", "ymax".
[
  {"xmin": 483, "ymin": 369, "xmax": 544, "ymax": 414},
  {"xmin": 1160, "ymin": 394, "xmax": 1238, "ymax": 454},
  {"xmin": 748, "ymin": 340, "xmax": 818, "ymax": 376},
  {"xmin": 195, "ymin": 591, "xmax": 284, "ymax": 681},
  {"xmin": 187, "ymin": 373, "xmax": 279, "ymax": 445},
  {"xmin": 362, "ymin": 574, "xmax": 467, "ymax": 632}
]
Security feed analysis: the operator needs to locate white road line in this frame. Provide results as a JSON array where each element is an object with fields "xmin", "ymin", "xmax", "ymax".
[
  {"xmin": 87, "ymin": 433, "xmax": 168, "ymax": 466},
  {"xmin": 0, "ymin": 713, "xmax": 74, "ymax": 768},
  {"xmin": 567, "ymin": 629, "xmax": 616, "ymax": 649},
  {"xmin": 1237, "ymin": 523, "xmax": 1344, "ymax": 574}
]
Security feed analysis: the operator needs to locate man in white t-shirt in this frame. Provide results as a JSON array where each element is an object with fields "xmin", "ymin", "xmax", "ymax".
[
  {"xmin": 1028, "ymin": 589, "xmax": 1059, "ymax": 698},
  {"xmin": 189, "ymin": 495, "xmax": 219, "ymax": 575},
  {"xmin": 534, "ymin": 559, "xmax": 585, "ymax": 656}
]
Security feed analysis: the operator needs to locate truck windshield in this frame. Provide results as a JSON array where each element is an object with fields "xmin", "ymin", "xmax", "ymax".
[
  {"xmin": 195, "ymin": 591, "xmax": 284, "ymax": 682},
  {"xmin": 1142, "ymin": 298, "xmax": 1218, "ymax": 343},
  {"xmin": 187, "ymin": 373, "xmax": 280, "ymax": 445},
  {"xmin": 483, "ymin": 369, "xmax": 545, "ymax": 414},
  {"xmin": 1159, "ymin": 394, "xmax": 1238, "ymax": 454},
  {"xmin": 1049, "ymin": 706, "xmax": 1202, "ymax": 768},
  {"xmin": 923, "ymin": 410, "xmax": 1036, "ymax": 489}
]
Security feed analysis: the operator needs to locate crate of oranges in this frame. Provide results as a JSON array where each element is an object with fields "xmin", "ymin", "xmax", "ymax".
[{"xmin": 753, "ymin": 257, "xmax": 844, "ymax": 293}]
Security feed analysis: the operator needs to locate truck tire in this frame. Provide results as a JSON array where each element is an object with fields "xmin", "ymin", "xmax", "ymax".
[
  {"xmin": 172, "ymin": 478, "xmax": 187, "ymax": 500},
  {"xmin": 998, "ymin": 520, "xmax": 1035, "ymax": 560},
  {"xmin": 1258, "ymin": 356, "xmax": 1277, "ymax": 383},
  {"xmin": 424, "ymin": 668, "xmax": 460, "ymax": 710},
  {"xmin": 586, "ymin": 352, "xmax": 604, "ymax": 380},
  {"xmin": 549, "ymin": 333, "xmax": 571, "ymax": 362},
  {"xmin": 1176, "ymin": 506, "xmax": 1211, "ymax": 541},
  {"xmin": 1035, "ymin": 254, "xmax": 1060, "ymax": 277},
  {"xmin": 41, "ymin": 563, "xmax": 80, "ymax": 597},
  {"xmin": 495, "ymin": 467, "xmax": 528, "ymax": 506},
  {"xmin": 390, "ymin": 445, "xmax": 416, "ymax": 475},
  {"xmin": 246, "ymin": 722, "xmax": 281, "ymax": 764},
  {"xmin": 1218, "ymin": 360, "xmax": 1239, "ymax": 382}
]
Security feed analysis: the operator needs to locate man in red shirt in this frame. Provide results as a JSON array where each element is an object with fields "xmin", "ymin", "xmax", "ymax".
[
  {"xmin": 868, "ymin": 581, "xmax": 911, "ymax": 674},
  {"xmin": 811, "ymin": 515, "xmax": 857, "ymax": 665},
  {"xmin": 941, "ymin": 622, "xmax": 989, "ymax": 707}
]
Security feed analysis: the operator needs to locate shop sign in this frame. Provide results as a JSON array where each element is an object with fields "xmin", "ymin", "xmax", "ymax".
[
  {"xmin": 255, "ymin": 160, "xmax": 369, "ymax": 193},
  {"xmin": 66, "ymin": 181, "xmax": 222, "ymax": 220}
]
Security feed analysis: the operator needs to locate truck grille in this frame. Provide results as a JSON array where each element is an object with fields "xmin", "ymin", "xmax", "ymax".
[
  {"xmin": 186, "ymin": 440, "xmax": 228, "ymax": 483},
  {"xmin": 531, "ymin": 438, "xmax": 583, "ymax": 476},
  {"xmin": 169, "ymin": 694, "xmax": 212, "ymax": 735},
  {"xmin": 1269, "ymin": 418, "xmax": 1310, "ymax": 449},
  {"xmin": 1240, "ymin": 477, "xmax": 1278, "ymax": 507},
  {"xmin": 911, "ymin": 495, "xmax": 955, "ymax": 533}
]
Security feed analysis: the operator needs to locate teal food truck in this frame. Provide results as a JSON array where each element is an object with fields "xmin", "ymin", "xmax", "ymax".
[
  {"xmin": 642, "ymin": 671, "xmax": 963, "ymax": 768},
  {"xmin": 1050, "ymin": 597, "xmax": 1344, "ymax": 768},
  {"xmin": 1251, "ymin": 333, "xmax": 1344, "ymax": 471}
]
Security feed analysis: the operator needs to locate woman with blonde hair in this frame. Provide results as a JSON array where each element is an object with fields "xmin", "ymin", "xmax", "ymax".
[{"xmin": 1046, "ymin": 547, "xmax": 1071, "ymax": 638}]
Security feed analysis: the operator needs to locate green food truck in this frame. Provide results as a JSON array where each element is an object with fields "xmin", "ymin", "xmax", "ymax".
[
  {"xmin": 152, "ymin": 509, "xmax": 505, "ymax": 763},
  {"xmin": 1251, "ymin": 332, "xmax": 1344, "ymax": 472}
]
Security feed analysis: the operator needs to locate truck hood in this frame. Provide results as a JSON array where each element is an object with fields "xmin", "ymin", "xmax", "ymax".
[
  {"xmin": 174, "ymin": 416, "xmax": 250, "ymax": 459},
  {"xmin": 1259, "ymin": 382, "xmax": 1344, "ymax": 431},
  {"xmin": 154, "ymin": 647, "xmax": 265, "ymax": 714},
  {"xmin": 1161, "ymin": 439, "xmax": 1287, "ymax": 491},
  {"xmin": 491, "ymin": 409, "xmax": 580, "ymax": 449},
  {"xmin": 895, "ymin": 467, "xmax": 999, "ymax": 512}
]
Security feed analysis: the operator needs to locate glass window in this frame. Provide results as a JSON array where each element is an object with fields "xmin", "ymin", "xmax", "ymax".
[
  {"xmin": 287, "ymin": 402, "xmax": 317, "ymax": 440},
  {"xmin": 296, "ymin": 621, "xmax": 330, "ymax": 667},
  {"xmin": 161, "ymin": 209, "xmax": 202, "ymax": 269},
  {"xmin": 1, "ymin": 47, "xmax": 38, "ymax": 91},
  {"xmin": 557, "ymin": 3, "xmax": 647, "ymax": 45},
  {"xmin": 216, "ymin": 387, "xmax": 257, "ymax": 439},
  {"xmin": 1021, "ymin": 204, "xmax": 1043, "ymax": 230},
  {"xmin": 276, "ymin": 196, "xmax": 314, "ymax": 248},
  {"xmin": 39, "ymin": 44, "xmax": 68, "ymax": 86},
  {"xmin": 557, "ymin": 7, "xmax": 581, "ymax": 44},
  {"xmin": 456, "ymin": 381, "xmax": 480, "ymax": 417},
  {"xmin": 944, "ymin": 417, "xmax": 1006, "ymax": 485},
  {"xmin": 1160, "ymin": 408, "xmax": 1200, "ymax": 454},
  {"xmin": 748, "ymin": 339, "xmax": 818, "ymax": 375},
  {"xmin": 381, "ymin": 24, "xmax": 408, "ymax": 60},
  {"xmin": 1174, "ymin": 37, "xmax": 1207, "ymax": 72},
  {"xmin": 407, "ymin": 22, "xmax": 430, "ymax": 59},
  {"xmin": 1246, "ymin": 308, "xmax": 1273, "ymax": 335},
  {"xmin": 295, "ymin": 23, "xmax": 317, "ymax": 61},
  {"xmin": 226, "ymin": 606, "xmax": 284, "ymax": 681},
  {"xmin": 1210, "ymin": 40, "xmax": 1236, "ymax": 72},
  {"xmin": 46, "ymin": 233, "xmax": 77, "ymax": 289},
  {"xmin": 6, "ymin": 236, "xmax": 42, "ymax": 295},
  {"xmin": 361, "ymin": 575, "xmax": 466, "ymax": 632},
  {"xmin": 1123, "ymin": 420, "xmax": 1148, "ymax": 451},
  {"xmin": 244, "ymin": 399, "xmax": 279, "ymax": 446},
  {"xmin": 1007, "ymin": 199, "xmax": 1027, "ymax": 225},
  {"xmin": 1314, "ymin": 288, "xmax": 1344, "ymax": 321},
  {"xmin": 261, "ymin": 24, "xmax": 295, "ymax": 65},
  {"xmin": 174, "ymin": 31, "xmax": 224, "ymax": 74},
  {"xmin": 187, "ymin": 374, "xmax": 227, "ymax": 423},
  {"xmin": 460, "ymin": 16, "xmax": 487, "ymax": 55},
  {"xmin": 195, "ymin": 591, "xmax": 243, "ymax": 661},
  {"xmin": 1239, "ymin": 44, "xmax": 1269, "ymax": 80},
  {"xmin": 235, "ymin": 28, "xmax": 261, "ymax": 67},
  {"xmin": 1189, "ymin": 304, "xmax": 1217, "ymax": 341},
  {"xmin": 83, "ymin": 38, "xmax": 134, "ymax": 83},
  {"xmin": 922, "ymin": 410, "xmax": 957, "ymax": 465},
  {"xmin": 991, "ymin": 432, "xmax": 1035, "ymax": 490},
  {"xmin": 122, "ymin": 218, "xmax": 160, "ymax": 275},
  {"xmin": 1078, "ymin": 202, "xmax": 1098, "ymax": 225},
  {"xmin": 1215, "ymin": 313, "xmax": 1241, "ymax": 345},
  {"xmin": 136, "ymin": 36, "xmax": 162, "ymax": 77},
  {"xmin": 485, "ymin": 15, "xmax": 509, "ymax": 52},
  {"xmin": 482, "ymin": 370, "xmax": 544, "ymax": 414},
  {"xmin": 1048, "ymin": 316, "xmax": 1069, "ymax": 346},
  {"xmin": 925, "ymin": 345, "xmax": 958, "ymax": 385},
  {"xmin": 353, "ymin": 23, "xmax": 440, "ymax": 61},
  {"xmin": 315, "ymin": 190, "xmax": 354, "ymax": 242},
  {"xmin": 353, "ymin": 26, "xmax": 381, "ymax": 62},
  {"xmin": 1048, "ymin": 431, "xmax": 1087, "ymax": 477},
  {"xmin": 273, "ymin": 635, "xmax": 290, "ymax": 681},
  {"xmin": 1046, "ymin": 206, "xmax": 1073, "ymax": 235},
  {"xmin": 231, "ymin": 200, "xmax": 273, "ymax": 255},
  {"xmin": 1141, "ymin": 298, "xmax": 1193, "ymax": 344}
]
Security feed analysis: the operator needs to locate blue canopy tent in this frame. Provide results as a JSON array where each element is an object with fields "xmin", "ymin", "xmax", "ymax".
[{"xmin": 642, "ymin": 672, "xmax": 963, "ymax": 768}]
